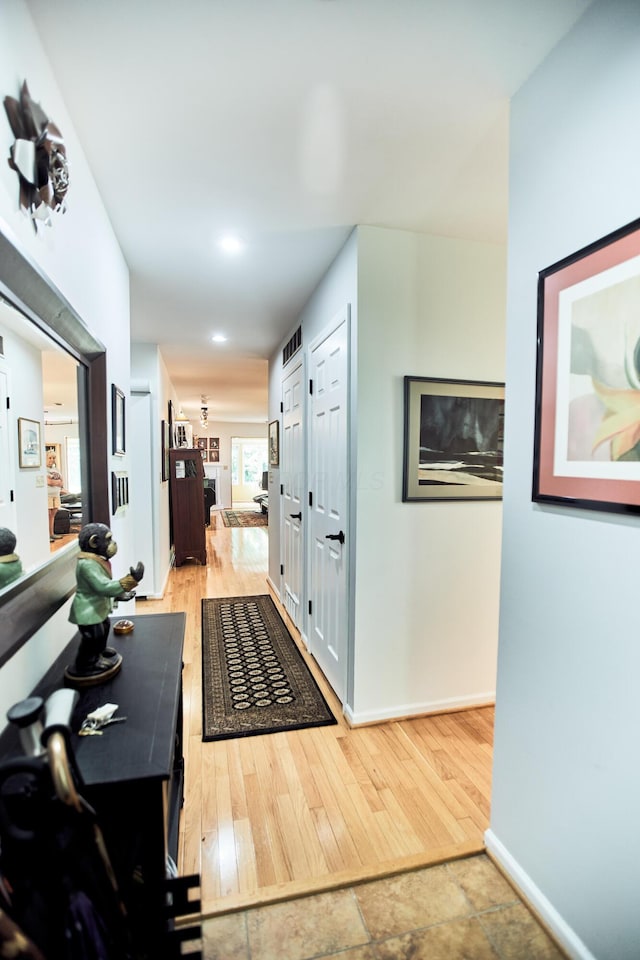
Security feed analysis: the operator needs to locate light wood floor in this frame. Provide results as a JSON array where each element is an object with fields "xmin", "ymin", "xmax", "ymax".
[{"xmin": 135, "ymin": 511, "xmax": 494, "ymax": 917}]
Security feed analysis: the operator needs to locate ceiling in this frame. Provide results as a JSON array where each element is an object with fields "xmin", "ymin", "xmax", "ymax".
[{"xmin": 25, "ymin": 0, "xmax": 592, "ymax": 423}]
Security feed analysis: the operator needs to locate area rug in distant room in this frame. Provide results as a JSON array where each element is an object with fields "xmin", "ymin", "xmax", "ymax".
[
  {"xmin": 201, "ymin": 595, "xmax": 336, "ymax": 741},
  {"xmin": 221, "ymin": 509, "xmax": 267, "ymax": 527}
]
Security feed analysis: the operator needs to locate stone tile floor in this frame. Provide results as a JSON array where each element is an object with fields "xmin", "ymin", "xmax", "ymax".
[{"xmin": 199, "ymin": 854, "xmax": 566, "ymax": 959}]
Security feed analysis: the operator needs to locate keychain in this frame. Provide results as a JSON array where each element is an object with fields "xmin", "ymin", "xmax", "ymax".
[{"xmin": 79, "ymin": 703, "xmax": 127, "ymax": 736}]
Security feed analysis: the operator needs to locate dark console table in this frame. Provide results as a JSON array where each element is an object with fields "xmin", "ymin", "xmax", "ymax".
[{"xmin": 0, "ymin": 611, "xmax": 199, "ymax": 957}]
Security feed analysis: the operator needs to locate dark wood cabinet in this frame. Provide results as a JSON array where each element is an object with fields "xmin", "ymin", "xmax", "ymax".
[
  {"xmin": 169, "ymin": 449, "xmax": 207, "ymax": 566},
  {"xmin": 0, "ymin": 612, "xmax": 200, "ymax": 957}
]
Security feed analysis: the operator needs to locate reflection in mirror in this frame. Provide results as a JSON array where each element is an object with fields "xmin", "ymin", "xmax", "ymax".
[
  {"xmin": 0, "ymin": 527, "xmax": 22, "ymax": 588},
  {"xmin": 0, "ymin": 299, "xmax": 83, "ymax": 575},
  {"xmin": 0, "ymin": 219, "xmax": 109, "ymax": 668},
  {"xmin": 43, "ymin": 348, "xmax": 83, "ymax": 553}
]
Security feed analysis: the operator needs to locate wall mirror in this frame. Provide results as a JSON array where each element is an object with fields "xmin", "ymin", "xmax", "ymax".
[{"xmin": 0, "ymin": 218, "xmax": 108, "ymax": 667}]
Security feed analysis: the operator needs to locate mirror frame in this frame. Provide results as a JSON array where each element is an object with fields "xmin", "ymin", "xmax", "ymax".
[{"xmin": 0, "ymin": 217, "xmax": 109, "ymax": 668}]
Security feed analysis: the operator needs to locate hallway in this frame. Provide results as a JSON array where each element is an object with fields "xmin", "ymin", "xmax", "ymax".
[
  {"xmin": 135, "ymin": 514, "xmax": 568, "ymax": 957},
  {"xmin": 136, "ymin": 512, "xmax": 493, "ymax": 915}
]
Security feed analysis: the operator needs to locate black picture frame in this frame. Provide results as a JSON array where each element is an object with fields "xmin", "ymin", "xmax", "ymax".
[
  {"xmin": 402, "ymin": 376, "xmax": 505, "ymax": 502},
  {"xmin": 17, "ymin": 417, "xmax": 42, "ymax": 468},
  {"xmin": 533, "ymin": 216, "xmax": 640, "ymax": 514},
  {"xmin": 161, "ymin": 419, "xmax": 169, "ymax": 482},
  {"xmin": 111, "ymin": 470, "xmax": 129, "ymax": 515},
  {"xmin": 112, "ymin": 384, "xmax": 125, "ymax": 456},
  {"xmin": 168, "ymin": 400, "xmax": 176, "ymax": 449},
  {"xmin": 268, "ymin": 420, "xmax": 279, "ymax": 467}
]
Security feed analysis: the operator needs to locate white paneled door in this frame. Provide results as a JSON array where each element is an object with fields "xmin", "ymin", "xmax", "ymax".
[
  {"xmin": 307, "ymin": 307, "xmax": 349, "ymax": 703},
  {"xmin": 281, "ymin": 360, "xmax": 304, "ymax": 629}
]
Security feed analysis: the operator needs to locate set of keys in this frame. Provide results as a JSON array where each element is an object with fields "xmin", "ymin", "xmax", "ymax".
[{"xmin": 79, "ymin": 702, "xmax": 128, "ymax": 736}]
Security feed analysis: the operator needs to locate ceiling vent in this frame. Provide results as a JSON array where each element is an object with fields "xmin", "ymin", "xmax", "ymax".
[{"xmin": 283, "ymin": 326, "xmax": 302, "ymax": 366}]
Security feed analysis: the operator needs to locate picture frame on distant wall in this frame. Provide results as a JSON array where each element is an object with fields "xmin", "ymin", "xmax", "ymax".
[
  {"xmin": 268, "ymin": 420, "xmax": 279, "ymax": 467},
  {"xmin": 533, "ymin": 216, "xmax": 640, "ymax": 515},
  {"xmin": 18, "ymin": 417, "xmax": 41, "ymax": 468},
  {"xmin": 111, "ymin": 384, "xmax": 125, "ymax": 456},
  {"xmin": 402, "ymin": 376, "xmax": 505, "ymax": 502},
  {"xmin": 209, "ymin": 449, "xmax": 219, "ymax": 463}
]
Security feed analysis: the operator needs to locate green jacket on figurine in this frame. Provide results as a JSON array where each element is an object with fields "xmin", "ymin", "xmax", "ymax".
[
  {"xmin": 0, "ymin": 528, "xmax": 23, "ymax": 589},
  {"xmin": 69, "ymin": 552, "xmax": 139, "ymax": 625},
  {"xmin": 0, "ymin": 553, "xmax": 23, "ymax": 589}
]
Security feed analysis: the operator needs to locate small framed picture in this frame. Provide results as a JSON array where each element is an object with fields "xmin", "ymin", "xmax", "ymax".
[
  {"xmin": 112, "ymin": 384, "xmax": 126, "ymax": 456},
  {"xmin": 196, "ymin": 437, "xmax": 207, "ymax": 450},
  {"xmin": 209, "ymin": 437, "xmax": 219, "ymax": 450},
  {"xmin": 209, "ymin": 449, "xmax": 220, "ymax": 463},
  {"xmin": 269, "ymin": 420, "xmax": 279, "ymax": 467},
  {"xmin": 111, "ymin": 470, "xmax": 129, "ymax": 515},
  {"xmin": 18, "ymin": 417, "xmax": 41, "ymax": 468}
]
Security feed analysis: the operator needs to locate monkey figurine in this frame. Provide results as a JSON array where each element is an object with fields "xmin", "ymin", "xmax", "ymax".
[
  {"xmin": 0, "ymin": 528, "xmax": 23, "ymax": 589},
  {"xmin": 65, "ymin": 522, "xmax": 144, "ymax": 686}
]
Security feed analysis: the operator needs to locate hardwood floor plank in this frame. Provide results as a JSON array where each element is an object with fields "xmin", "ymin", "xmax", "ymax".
[
  {"xmin": 285, "ymin": 730, "xmax": 324, "ymax": 810},
  {"xmin": 180, "ymin": 734, "xmax": 203, "ymax": 877},
  {"xmin": 234, "ymin": 816, "xmax": 259, "ymax": 896},
  {"xmin": 135, "ymin": 518, "xmax": 494, "ymax": 916},
  {"xmin": 310, "ymin": 807, "xmax": 350, "ymax": 873},
  {"xmin": 242, "ymin": 771, "xmax": 280, "ymax": 888},
  {"xmin": 248, "ymin": 736, "xmax": 295, "ymax": 884},
  {"xmin": 199, "ymin": 739, "xmax": 219, "ymax": 833},
  {"xmin": 212, "ymin": 746, "xmax": 240, "ymax": 897},
  {"xmin": 375, "ymin": 788, "xmax": 425, "ymax": 856},
  {"xmin": 223, "ymin": 741, "xmax": 248, "ymax": 822},
  {"xmin": 200, "ymin": 828, "xmax": 221, "ymax": 902},
  {"xmin": 296, "ymin": 733, "xmax": 365, "ymax": 871}
]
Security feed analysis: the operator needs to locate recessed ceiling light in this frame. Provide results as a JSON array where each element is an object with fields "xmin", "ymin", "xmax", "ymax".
[
  {"xmin": 212, "ymin": 334, "xmax": 227, "ymax": 343},
  {"xmin": 218, "ymin": 234, "xmax": 244, "ymax": 255}
]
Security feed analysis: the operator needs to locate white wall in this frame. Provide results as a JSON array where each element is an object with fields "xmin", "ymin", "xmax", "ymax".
[
  {"xmin": 0, "ymin": 1, "xmax": 131, "ymax": 716},
  {"xmin": 351, "ymin": 226, "xmax": 506, "ymax": 722},
  {"xmin": 489, "ymin": 3, "xmax": 640, "ymax": 958}
]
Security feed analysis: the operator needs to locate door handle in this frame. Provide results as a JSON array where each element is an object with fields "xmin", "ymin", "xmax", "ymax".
[
  {"xmin": 325, "ymin": 530, "xmax": 345, "ymax": 545},
  {"xmin": 290, "ymin": 512, "xmax": 302, "ymax": 521}
]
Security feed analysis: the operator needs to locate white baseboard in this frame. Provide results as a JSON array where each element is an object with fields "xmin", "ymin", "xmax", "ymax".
[
  {"xmin": 484, "ymin": 829, "xmax": 597, "ymax": 960},
  {"xmin": 345, "ymin": 692, "xmax": 495, "ymax": 727},
  {"xmin": 266, "ymin": 575, "xmax": 280, "ymax": 602}
]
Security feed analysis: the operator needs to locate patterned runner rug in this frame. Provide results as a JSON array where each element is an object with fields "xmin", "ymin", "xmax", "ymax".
[
  {"xmin": 221, "ymin": 509, "xmax": 267, "ymax": 527},
  {"xmin": 201, "ymin": 595, "xmax": 336, "ymax": 741}
]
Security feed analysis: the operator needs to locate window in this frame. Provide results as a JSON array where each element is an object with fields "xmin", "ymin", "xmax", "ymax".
[{"xmin": 231, "ymin": 438, "xmax": 268, "ymax": 501}]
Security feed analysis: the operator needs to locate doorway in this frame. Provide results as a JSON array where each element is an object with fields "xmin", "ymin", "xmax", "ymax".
[{"xmin": 231, "ymin": 437, "xmax": 268, "ymax": 508}]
